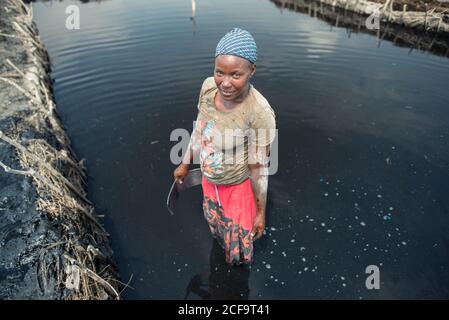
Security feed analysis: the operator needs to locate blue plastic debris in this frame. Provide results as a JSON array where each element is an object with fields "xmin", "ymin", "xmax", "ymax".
[{"xmin": 383, "ymin": 213, "xmax": 392, "ymax": 221}]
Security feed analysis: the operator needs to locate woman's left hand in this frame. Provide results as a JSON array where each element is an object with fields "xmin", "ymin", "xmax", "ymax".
[{"xmin": 251, "ymin": 214, "xmax": 265, "ymax": 241}]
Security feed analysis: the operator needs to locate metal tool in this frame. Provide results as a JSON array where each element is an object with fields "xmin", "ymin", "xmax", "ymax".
[{"xmin": 167, "ymin": 168, "xmax": 202, "ymax": 215}]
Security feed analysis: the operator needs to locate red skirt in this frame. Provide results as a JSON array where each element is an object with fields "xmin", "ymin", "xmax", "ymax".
[{"xmin": 201, "ymin": 176, "xmax": 257, "ymax": 265}]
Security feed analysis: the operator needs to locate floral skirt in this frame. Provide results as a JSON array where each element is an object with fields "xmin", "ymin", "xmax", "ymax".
[{"xmin": 201, "ymin": 176, "xmax": 256, "ymax": 265}]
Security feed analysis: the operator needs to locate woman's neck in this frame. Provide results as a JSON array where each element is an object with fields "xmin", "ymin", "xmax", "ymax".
[{"xmin": 216, "ymin": 83, "xmax": 250, "ymax": 110}]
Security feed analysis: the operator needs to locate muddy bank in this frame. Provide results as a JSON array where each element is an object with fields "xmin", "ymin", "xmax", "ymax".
[
  {"xmin": 0, "ymin": 0, "xmax": 121, "ymax": 299},
  {"xmin": 368, "ymin": 0, "xmax": 449, "ymax": 12},
  {"xmin": 274, "ymin": 0, "xmax": 449, "ymax": 34},
  {"xmin": 273, "ymin": 0, "xmax": 449, "ymax": 57}
]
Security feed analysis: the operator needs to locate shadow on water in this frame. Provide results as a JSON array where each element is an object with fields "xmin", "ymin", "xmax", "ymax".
[{"xmin": 185, "ymin": 239, "xmax": 250, "ymax": 300}]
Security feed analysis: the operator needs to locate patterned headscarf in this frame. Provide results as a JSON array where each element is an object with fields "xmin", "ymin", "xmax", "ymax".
[{"xmin": 215, "ymin": 28, "xmax": 257, "ymax": 64}]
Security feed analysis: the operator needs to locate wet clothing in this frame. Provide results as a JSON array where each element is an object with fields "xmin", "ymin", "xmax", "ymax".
[
  {"xmin": 202, "ymin": 176, "xmax": 256, "ymax": 264},
  {"xmin": 193, "ymin": 77, "xmax": 276, "ymax": 264},
  {"xmin": 194, "ymin": 77, "xmax": 276, "ymax": 185}
]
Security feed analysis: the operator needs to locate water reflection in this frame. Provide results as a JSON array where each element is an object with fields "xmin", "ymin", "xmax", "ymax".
[
  {"xmin": 185, "ymin": 239, "xmax": 250, "ymax": 300},
  {"xmin": 190, "ymin": 0, "xmax": 197, "ymax": 35},
  {"xmin": 271, "ymin": 0, "xmax": 449, "ymax": 58},
  {"xmin": 31, "ymin": 0, "xmax": 449, "ymax": 299}
]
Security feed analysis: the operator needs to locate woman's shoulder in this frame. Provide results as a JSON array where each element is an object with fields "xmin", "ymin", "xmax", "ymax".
[
  {"xmin": 199, "ymin": 77, "xmax": 217, "ymax": 97},
  {"xmin": 249, "ymin": 86, "xmax": 276, "ymax": 120},
  {"xmin": 247, "ymin": 86, "xmax": 276, "ymax": 147}
]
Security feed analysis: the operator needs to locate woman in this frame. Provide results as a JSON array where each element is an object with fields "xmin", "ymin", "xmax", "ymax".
[{"xmin": 174, "ymin": 28, "xmax": 276, "ymax": 265}]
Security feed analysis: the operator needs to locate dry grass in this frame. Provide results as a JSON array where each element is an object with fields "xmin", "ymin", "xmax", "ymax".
[{"xmin": 0, "ymin": 0, "xmax": 123, "ymax": 299}]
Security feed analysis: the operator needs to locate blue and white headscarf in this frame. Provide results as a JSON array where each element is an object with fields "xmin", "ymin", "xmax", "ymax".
[{"xmin": 215, "ymin": 28, "xmax": 257, "ymax": 64}]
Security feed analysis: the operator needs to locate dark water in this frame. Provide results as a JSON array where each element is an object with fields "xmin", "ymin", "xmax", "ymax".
[{"xmin": 32, "ymin": 0, "xmax": 449, "ymax": 299}]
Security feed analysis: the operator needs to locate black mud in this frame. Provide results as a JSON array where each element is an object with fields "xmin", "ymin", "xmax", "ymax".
[{"xmin": 0, "ymin": 0, "xmax": 120, "ymax": 299}]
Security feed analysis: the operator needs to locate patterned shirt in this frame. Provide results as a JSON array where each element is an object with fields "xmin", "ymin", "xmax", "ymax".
[{"xmin": 191, "ymin": 77, "xmax": 276, "ymax": 185}]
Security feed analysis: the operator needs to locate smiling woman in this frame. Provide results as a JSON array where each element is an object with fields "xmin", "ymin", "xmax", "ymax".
[
  {"xmin": 24, "ymin": 0, "xmax": 449, "ymax": 299},
  {"xmin": 173, "ymin": 28, "xmax": 276, "ymax": 265},
  {"xmin": 214, "ymin": 55, "xmax": 255, "ymax": 104}
]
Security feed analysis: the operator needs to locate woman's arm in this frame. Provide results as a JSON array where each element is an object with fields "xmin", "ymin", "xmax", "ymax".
[
  {"xmin": 174, "ymin": 78, "xmax": 210, "ymax": 182},
  {"xmin": 249, "ymin": 144, "xmax": 270, "ymax": 240},
  {"xmin": 184, "ymin": 115, "xmax": 202, "ymax": 164},
  {"xmin": 174, "ymin": 115, "xmax": 202, "ymax": 183}
]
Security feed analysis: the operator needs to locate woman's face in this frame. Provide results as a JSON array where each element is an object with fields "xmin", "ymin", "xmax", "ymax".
[{"xmin": 214, "ymin": 55, "xmax": 256, "ymax": 102}]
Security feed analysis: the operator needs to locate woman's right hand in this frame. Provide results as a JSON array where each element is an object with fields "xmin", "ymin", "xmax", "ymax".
[{"xmin": 173, "ymin": 163, "xmax": 190, "ymax": 184}]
